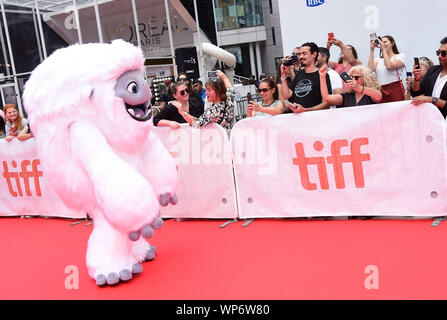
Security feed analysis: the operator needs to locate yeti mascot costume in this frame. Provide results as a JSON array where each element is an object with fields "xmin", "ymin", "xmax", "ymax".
[{"xmin": 23, "ymin": 40, "xmax": 178, "ymax": 286}]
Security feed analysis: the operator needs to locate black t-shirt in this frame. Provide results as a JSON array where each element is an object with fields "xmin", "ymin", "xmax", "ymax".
[
  {"xmin": 153, "ymin": 97, "xmax": 204, "ymax": 126},
  {"xmin": 338, "ymin": 92, "xmax": 376, "ymax": 108},
  {"xmin": 288, "ymin": 69, "xmax": 332, "ymax": 108}
]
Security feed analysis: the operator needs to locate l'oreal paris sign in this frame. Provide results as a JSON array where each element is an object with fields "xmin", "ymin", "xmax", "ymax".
[{"xmin": 306, "ymin": 0, "xmax": 325, "ymax": 7}]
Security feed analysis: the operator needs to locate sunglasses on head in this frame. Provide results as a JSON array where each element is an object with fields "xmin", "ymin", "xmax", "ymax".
[
  {"xmin": 178, "ymin": 88, "xmax": 190, "ymax": 96},
  {"xmin": 258, "ymin": 88, "xmax": 272, "ymax": 93},
  {"xmin": 436, "ymin": 50, "xmax": 447, "ymax": 57}
]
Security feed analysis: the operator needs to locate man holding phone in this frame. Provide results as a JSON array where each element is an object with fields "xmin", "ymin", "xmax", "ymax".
[
  {"xmin": 281, "ymin": 42, "xmax": 331, "ymax": 113},
  {"xmin": 411, "ymin": 36, "xmax": 447, "ymax": 117}
]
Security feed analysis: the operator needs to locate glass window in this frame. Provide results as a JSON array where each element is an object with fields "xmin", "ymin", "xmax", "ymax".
[{"xmin": 216, "ymin": 0, "xmax": 263, "ymax": 31}]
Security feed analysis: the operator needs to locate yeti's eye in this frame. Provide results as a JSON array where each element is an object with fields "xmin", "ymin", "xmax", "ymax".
[{"xmin": 127, "ymin": 82, "xmax": 138, "ymax": 94}]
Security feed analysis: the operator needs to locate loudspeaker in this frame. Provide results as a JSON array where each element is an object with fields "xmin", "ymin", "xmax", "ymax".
[{"xmin": 175, "ymin": 47, "xmax": 199, "ymax": 80}]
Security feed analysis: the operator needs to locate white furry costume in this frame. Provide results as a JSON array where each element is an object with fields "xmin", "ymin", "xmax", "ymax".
[{"xmin": 23, "ymin": 40, "xmax": 178, "ymax": 286}]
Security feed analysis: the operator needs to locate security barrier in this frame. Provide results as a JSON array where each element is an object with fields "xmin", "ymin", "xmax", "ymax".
[{"xmin": 1, "ymin": 101, "xmax": 446, "ymax": 219}]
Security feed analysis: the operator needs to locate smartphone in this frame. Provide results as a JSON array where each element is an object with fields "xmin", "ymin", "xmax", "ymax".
[
  {"xmin": 283, "ymin": 55, "xmax": 299, "ymax": 66},
  {"xmin": 340, "ymin": 71, "xmax": 352, "ymax": 83},
  {"xmin": 246, "ymin": 93, "xmax": 253, "ymax": 103},
  {"xmin": 207, "ymin": 71, "xmax": 217, "ymax": 79},
  {"xmin": 284, "ymin": 101, "xmax": 298, "ymax": 109},
  {"xmin": 328, "ymin": 32, "xmax": 334, "ymax": 41},
  {"xmin": 370, "ymin": 33, "xmax": 377, "ymax": 41},
  {"xmin": 414, "ymin": 57, "xmax": 420, "ymax": 68}
]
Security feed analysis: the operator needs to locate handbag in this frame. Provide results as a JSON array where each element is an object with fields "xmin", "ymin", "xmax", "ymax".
[{"xmin": 380, "ymin": 69, "xmax": 405, "ymax": 103}]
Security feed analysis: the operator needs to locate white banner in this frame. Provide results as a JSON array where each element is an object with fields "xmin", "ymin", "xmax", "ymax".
[
  {"xmin": 231, "ymin": 101, "xmax": 447, "ymax": 218},
  {"xmin": 152, "ymin": 124, "xmax": 238, "ymax": 219},
  {"xmin": 0, "ymin": 139, "xmax": 85, "ymax": 218}
]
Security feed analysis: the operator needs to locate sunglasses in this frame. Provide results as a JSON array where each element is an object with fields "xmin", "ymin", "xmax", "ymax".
[
  {"xmin": 350, "ymin": 75, "xmax": 363, "ymax": 80},
  {"xmin": 178, "ymin": 88, "xmax": 191, "ymax": 96},
  {"xmin": 436, "ymin": 50, "xmax": 447, "ymax": 57},
  {"xmin": 258, "ymin": 88, "xmax": 272, "ymax": 93},
  {"xmin": 178, "ymin": 78, "xmax": 189, "ymax": 81}
]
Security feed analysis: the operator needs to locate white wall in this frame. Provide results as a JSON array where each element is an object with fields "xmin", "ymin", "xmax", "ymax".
[{"xmin": 278, "ymin": 0, "xmax": 447, "ymax": 71}]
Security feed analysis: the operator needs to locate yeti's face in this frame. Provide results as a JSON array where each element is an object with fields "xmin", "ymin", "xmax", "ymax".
[{"xmin": 114, "ymin": 70, "xmax": 152, "ymax": 122}]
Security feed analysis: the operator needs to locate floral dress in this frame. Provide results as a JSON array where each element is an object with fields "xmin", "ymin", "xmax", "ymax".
[{"xmin": 193, "ymin": 87, "xmax": 235, "ymax": 134}]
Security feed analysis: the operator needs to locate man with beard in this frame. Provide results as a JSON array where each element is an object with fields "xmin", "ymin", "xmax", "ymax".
[
  {"xmin": 280, "ymin": 42, "xmax": 331, "ymax": 113},
  {"xmin": 411, "ymin": 36, "xmax": 447, "ymax": 117}
]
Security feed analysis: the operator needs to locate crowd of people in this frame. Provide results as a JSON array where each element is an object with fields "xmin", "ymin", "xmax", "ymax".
[
  {"xmin": 153, "ymin": 34, "xmax": 447, "ymax": 134},
  {"xmin": 2, "ymin": 34, "xmax": 447, "ymax": 141}
]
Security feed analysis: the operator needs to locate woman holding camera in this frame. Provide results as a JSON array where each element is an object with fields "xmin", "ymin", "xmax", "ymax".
[
  {"xmin": 153, "ymin": 81, "xmax": 204, "ymax": 129},
  {"xmin": 368, "ymin": 35, "xmax": 406, "ymax": 103},
  {"xmin": 174, "ymin": 70, "xmax": 235, "ymax": 134},
  {"xmin": 246, "ymin": 78, "xmax": 285, "ymax": 117},
  {"xmin": 319, "ymin": 64, "xmax": 382, "ymax": 108}
]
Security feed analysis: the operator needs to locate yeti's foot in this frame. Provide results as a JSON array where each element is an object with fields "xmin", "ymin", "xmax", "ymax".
[
  {"xmin": 95, "ymin": 262, "xmax": 143, "ymax": 286},
  {"xmin": 128, "ymin": 216, "xmax": 163, "ymax": 242},
  {"xmin": 159, "ymin": 193, "xmax": 178, "ymax": 206},
  {"xmin": 132, "ymin": 237, "xmax": 158, "ymax": 263}
]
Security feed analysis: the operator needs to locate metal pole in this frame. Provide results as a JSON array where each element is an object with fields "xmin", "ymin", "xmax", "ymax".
[
  {"xmin": 72, "ymin": 0, "xmax": 83, "ymax": 44},
  {"xmin": 131, "ymin": 0, "xmax": 141, "ymax": 49},
  {"xmin": 192, "ymin": 0, "xmax": 203, "ymax": 77},
  {"xmin": 164, "ymin": 0, "xmax": 177, "ymax": 78},
  {"xmin": 94, "ymin": 0, "xmax": 103, "ymax": 43},
  {"xmin": 0, "ymin": 8, "xmax": 10, "ymax": 76},
  {"xmin": 0, "ymin": 0, "xmax": 23, "ymax": 114},
  {"xmin": 211, "ymin": 0, "xmax": 219, "ymax": 45},
  {"xmin": 31, "ymin": 8, "xmax": 43, "ymax": 62},
  {"xmin": 34, "ymin": 0, "xmax": 48, "ymax": 59}
]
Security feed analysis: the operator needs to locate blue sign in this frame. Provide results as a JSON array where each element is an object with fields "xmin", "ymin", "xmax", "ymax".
[{"xmin": 306, "ymin": 0, "xmax": 325, "ymax": 7}]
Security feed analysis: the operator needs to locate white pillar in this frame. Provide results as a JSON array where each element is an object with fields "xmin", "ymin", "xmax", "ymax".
[
  {"xmin": 34, "ymin": 0, "xmax": 48, "ymax": 58},
  {"xmin": 164, "ymin": 0, "xmax": 178, "ymax": 78},
  {"xmin": 94, "ymin": 0, "xmax": 103, "ymax": 43},
  {"xmin": 249, "ymin": 42, "xmax": 256, "ymax": 78},
  {"xmin": 131, "ymin": 0, "xmax": 141, "ymax": 49},
  {"xmin": 72, "ymin": 0, "xmax": 83, "ymax": 44},
  {"xmin": 255, "ymin": 41, "xmax": 262, "ymax": 78}
]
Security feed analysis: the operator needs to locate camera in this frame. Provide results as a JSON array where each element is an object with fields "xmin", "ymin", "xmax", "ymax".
[{"xmin": 283, "ymin": 55, "xmax": 298, "ymax": 66}]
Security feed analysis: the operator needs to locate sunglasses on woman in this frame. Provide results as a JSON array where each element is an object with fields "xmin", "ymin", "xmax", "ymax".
[
  {"xmin": 178, "ymin": 88, "xmax": 191, "ymax": 96},
  {"xmin": 351, "ymin": 75, "xmax": 363, "ymax": 80},
  {"xmin": 258, "ymin": 88, "xmax": 272, "ymax": 93},
  {"xmin": 436, "ymin": 50, "xmax": 447, "ymax": 57},
  {"xmin": 178, "ymin": 77, "xmax": 189, "ymax": 81}
]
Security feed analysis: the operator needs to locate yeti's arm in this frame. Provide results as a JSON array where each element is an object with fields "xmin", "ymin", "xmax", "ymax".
[
  {"xmin": 70, "ymin": 120, "xmax": 159, "ymax": 235},
  {"xmin": 141, "ymin": 130, "xmax": 178, "ymax": 206}
]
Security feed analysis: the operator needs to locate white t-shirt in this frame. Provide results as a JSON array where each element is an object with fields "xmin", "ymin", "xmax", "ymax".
[
  {"xmin": 432, "ymin": 72, "xmax": 447, "ymax": 99},
  {"xmin": 328, "ymin": 68, "xmax": 343, "ymax": 90},
  {"xmin": 374, "ymin": 53, "xmax": 407, "ymax": 87}
]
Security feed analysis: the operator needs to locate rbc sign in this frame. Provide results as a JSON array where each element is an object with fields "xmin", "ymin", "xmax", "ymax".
[{"xmin": 307, "ymin": 0, "xmax": 325, "ymax": 7}]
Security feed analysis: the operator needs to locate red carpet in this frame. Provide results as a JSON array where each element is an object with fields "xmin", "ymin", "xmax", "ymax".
[{"xmin": 1, "ymin": 216, "xmax": 446, "ymax": 300}]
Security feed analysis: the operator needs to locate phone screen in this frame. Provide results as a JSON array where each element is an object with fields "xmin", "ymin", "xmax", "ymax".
[
  {"xmin": 414, "ymin": 57, "xmax": 420, "ymax": 68},
  {"xmin": 340, "ymin": 72, "xmax": 352, "ymax": 83},
  {"xmin": 207, "ymin": 71, "xmax": 217, "ymax": 78}
]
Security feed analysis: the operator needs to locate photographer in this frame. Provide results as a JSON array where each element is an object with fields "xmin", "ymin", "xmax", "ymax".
[
  {"xmin": 368, "ymin": 35, "xmax": 406, "ymax": 103},
  {"xmin": 280, "ymin": 42, "xmax": 331, "ymax": 113}
]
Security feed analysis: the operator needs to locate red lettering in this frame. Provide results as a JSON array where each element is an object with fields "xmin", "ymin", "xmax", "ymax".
[
  {"xmin": 2, "ymin": 159, "xmax": 44, "ymax": 197},
  {"xmin": 293, "ymin": 138, "xmax": 370, "ymax": 190}
]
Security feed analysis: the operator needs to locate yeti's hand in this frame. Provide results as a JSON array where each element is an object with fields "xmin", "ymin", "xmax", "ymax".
[
  {"xmin": 70, "ymin": 121, "xmax": 160, "ymax": 235},
  {"xmin": 142, "ymin": 131, "xmax": 178, "ymax": 206}
]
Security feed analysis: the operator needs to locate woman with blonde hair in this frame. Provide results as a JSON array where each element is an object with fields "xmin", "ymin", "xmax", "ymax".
[{"xmin": 319, "ymin": 65, "xmax": 382, "ymax": 108}]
